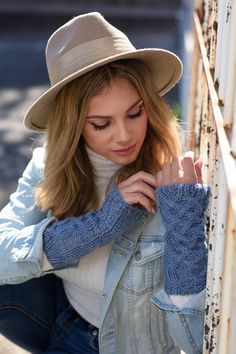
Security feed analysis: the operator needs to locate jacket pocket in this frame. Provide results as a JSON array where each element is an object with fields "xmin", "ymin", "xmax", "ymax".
[{"xmin": 118, "ymin": 236, "xmax": 164, "ymax": 295}]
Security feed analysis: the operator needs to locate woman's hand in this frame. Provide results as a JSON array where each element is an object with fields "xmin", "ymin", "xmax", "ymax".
[
  {"xmin": 156, "ymin": 152, "xmax": 203, "ymax": 188},
  {"xmin": 117, "ymin": 171, "xmax": 156, "ymax": 214}
]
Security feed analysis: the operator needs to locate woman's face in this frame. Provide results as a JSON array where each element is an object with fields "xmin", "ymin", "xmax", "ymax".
[{"xmin": 82, "ymin": 77, "xmax": 148, "ymax": 165}]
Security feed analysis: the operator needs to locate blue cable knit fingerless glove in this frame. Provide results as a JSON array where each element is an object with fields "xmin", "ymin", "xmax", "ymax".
[
  {"xmin": 156, "ymin": 183, "xmax": 210, "ymax": 295},
  {"xmin": 43, "ymin": 185, "xmax": 147, "ymax": 268}
]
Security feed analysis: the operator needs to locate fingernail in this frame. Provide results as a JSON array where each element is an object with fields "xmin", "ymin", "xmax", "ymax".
[{"xmin": 184, "ymin": 151, "xmax": 194, "ymax": 159}]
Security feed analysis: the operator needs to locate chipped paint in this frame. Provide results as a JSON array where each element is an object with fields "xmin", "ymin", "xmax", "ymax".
[
  {"xmin": 189, "ymin": 1, "xmax": 236, "ymax": 352},
  {"xmin": 226, "ymin": 3, "xmax": 232, "ymax": 23}
]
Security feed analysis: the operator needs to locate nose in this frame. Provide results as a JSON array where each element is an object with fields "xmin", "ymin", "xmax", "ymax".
[{"xmin": 115, "ymin": 121, "xmax": 132, "ymax": 144}]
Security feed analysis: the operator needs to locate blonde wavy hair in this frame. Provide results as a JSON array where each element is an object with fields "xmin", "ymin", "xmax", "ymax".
[{"xmin": 37, "ymin": 59, "xmax": 181, "ymax": 219}]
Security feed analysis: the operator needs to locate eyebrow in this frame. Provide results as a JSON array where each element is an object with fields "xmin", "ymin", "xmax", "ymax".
[{"xmin": 86, "ymin": 98, "xmax": 143, "ymax": 119}]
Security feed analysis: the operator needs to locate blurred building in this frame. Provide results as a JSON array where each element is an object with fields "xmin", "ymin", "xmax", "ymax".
[{"xmin": 0, "ymin": 0, "xmax": 193, "ymax": 208}]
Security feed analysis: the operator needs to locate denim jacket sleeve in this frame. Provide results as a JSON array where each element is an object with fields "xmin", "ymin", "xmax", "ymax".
[
  {"xmin": 151, "ymin": 289, "xmax": 205, "ymax": 354},
  {"xmin": 0, "ymin": 147, "xmax": 147, "ymax": 283},
  {"xmin": 0, "ymin": 147, "xmax": 54, "ymax": 284}
]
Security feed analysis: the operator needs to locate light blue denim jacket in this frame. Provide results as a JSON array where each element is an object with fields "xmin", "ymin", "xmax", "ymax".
[{"xmin": 0, "ymin": 148, "xmax": 205, "ymax": 354}]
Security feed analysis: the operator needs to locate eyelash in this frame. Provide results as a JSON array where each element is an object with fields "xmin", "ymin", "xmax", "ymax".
[
  {"xmin": 91, "ymin": 104, "xmax": 144, "ymax": 131},
  {"xmin": 129, "ymin": 105, "xmax": 144, "ymax": 119},
  {"xmin": 91, "ymin": 122, "xmax": 110, "ymax": 131}
]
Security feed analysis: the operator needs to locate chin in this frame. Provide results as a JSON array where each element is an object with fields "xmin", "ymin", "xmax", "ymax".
[{"xmin": 113, "ymin": 155, "xmax": 137, "ymax": 166}]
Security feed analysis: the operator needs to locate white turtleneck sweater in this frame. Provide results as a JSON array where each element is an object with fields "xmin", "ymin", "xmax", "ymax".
[
  {"xmin": 54, "ymin": 147, "xmax": 121, "ymax": 327},
  {"xmin": 42, "ymin": 148, "xmax": 193, "ymax": 326}
]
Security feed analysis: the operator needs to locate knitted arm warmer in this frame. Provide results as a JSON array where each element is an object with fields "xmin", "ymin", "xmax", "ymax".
[
  {"xmin": 156, "ymin": 183, "xmax": 210, "ymax": 295},
  {"xmin": 43, "ymin": 185, "xmax": 146, "ymax": 268}
]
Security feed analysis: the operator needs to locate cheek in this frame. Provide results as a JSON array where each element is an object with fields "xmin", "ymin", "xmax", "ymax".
[
  {"xmin": 82, "ymin": 126, "xmax": 96, "ymax": 147},
  {"xmin": 82, "ymin": 124, "xmax": 98, "ymax": 140},
  {"xmin": 82, "ymin": 127, "xmax": 110, "ymax": 152},
  {"xmin": 137, "ymin": 115, "xmax": 148, "ymax": 139}
]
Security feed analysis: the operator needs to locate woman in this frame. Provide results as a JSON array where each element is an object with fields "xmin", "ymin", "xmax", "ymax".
[{"xmin": 0, "ymin": 12, "xmax": 209, "ymax": 353}]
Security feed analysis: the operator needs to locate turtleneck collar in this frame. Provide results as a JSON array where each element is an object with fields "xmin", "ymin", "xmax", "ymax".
[
  {"xmin": 86, "ymin": 146, "xmax": 121, "ymax": 179},
  {"xmin": 86, "ymin": 146, "xmax": 121, "ymax": 204}
]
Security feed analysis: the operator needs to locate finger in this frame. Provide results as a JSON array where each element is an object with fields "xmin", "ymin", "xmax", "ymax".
[
  {"xmin": 125, "ymin": 192, "xmax": 155, "ymax": 214},
  {"xmin": 118, "ymin": 171, "xmax": 156, "ymax": 188},
  {"xmin": 181, "ymin": 156, "xmax": 197, "ymax": 184},
  {"xmin": 171, "ymin": 157, "xmax": 183, "ymax": 182},
  {"xmin": 162, "ymin": 163, "xmax": 172, "ymax": 185},
  {"xmin": 121, "ymin": 181, "xmax": 156, "ymax": 203},
  {"xmin": 194, "ymin": 159, "xmax": 203, "ymax": 184},
  {"xmin": 156, "ymin": 171, "xmax": 163, "ymax": 187}
]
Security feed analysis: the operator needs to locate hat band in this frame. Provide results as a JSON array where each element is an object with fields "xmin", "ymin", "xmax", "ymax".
[{"xmin": 49, "ymin": 36, "xmax": 136, "ymax": 85}]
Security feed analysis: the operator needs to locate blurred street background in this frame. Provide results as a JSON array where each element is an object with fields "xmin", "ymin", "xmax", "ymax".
[
  {"xmin": 0, "ymin": 0, "xmax": 193, "ymax": 352},
  {"xmin": 0, "ymin": 0, "xmax": 194, "ymax": 209}
]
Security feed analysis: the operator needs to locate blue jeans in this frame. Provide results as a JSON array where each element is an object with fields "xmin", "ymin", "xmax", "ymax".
[{"xmin": 0, "ymin": 275, "xmax": 99, "ymax": 353}]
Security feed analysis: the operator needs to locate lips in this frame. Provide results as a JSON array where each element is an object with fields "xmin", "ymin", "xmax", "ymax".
[{"xmin": 112, "ymin": 144, "xmax": 136, "ymax": 156}]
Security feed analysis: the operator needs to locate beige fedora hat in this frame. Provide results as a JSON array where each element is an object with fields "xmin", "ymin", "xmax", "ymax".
[{"xmin": 24, "ymin": 12, "xmax": 183, "ymax": 131}]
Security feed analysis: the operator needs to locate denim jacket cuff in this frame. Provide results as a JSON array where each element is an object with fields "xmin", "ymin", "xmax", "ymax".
[{"xmin": 151, "ymin": 288, "xmax": 206, "ymax": 316}]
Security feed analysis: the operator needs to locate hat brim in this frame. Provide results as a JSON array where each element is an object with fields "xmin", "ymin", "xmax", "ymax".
[{"xmin": 24, "ymin": 48, "xmax": 182, "ymax": 131}]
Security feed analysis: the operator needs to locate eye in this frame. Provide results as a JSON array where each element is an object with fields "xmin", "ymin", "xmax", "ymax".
[
  {"xmin": 128, "ymin": 104, "xmax": 144, "ymax": 119},
  {"xmin": 91, "ymin": 122, "xmax": 110, "ymax": 131}
]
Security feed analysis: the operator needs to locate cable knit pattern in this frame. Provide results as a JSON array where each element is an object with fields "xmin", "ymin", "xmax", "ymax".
[
  {"xmin": 43, "ymin": 185, "xmax": 147, "ymax": 268},
  {"xmin": 156, "ymin": 183, "xmax": 210, "ymax": 295}
]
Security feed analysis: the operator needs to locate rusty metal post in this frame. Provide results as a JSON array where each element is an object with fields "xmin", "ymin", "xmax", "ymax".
[{"xmin": 188, "ymin": 1, "xmax": 236, "ymax": 352}]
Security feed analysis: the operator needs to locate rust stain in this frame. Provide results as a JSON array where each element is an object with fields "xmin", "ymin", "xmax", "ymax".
[
  {"xmin": 192, "ymin": 6, "xmax": 236, "ymax": 351},
  {"xmin": 226, "ymin": 4, "xmax": 232, "ymax": 23},
  {"xmin": 218, "ymin": 98, "xmax": 224, "ymax": 106},
  {"xmin": 207, "ymin": 141, "xmax": 210, "ymax": 158},
  {"xmin": 213, "ymin": 20, "xmax": 218, "ymax": 31},
  {"xmin": 206, "ymin": 215, "xmax": 210, "ymax": 234}
]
